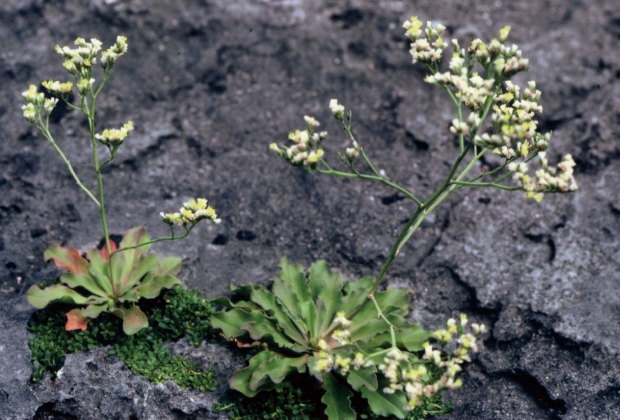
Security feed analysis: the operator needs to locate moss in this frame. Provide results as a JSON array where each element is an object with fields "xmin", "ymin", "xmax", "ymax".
[{"xmin": 28, "ymin": 286, "xmax": 217, "ymax": 391}]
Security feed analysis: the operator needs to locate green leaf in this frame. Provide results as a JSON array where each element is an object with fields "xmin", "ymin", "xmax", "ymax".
[
  {"xmin": 118, "ymin": 289, "xmax": 139, "ymax": 303},
  {"xmin": 212, "ymin": 308, "xmax": 304, "ymax": 351},
  {"xmin": 230, "ymin": 284, "xmax": 254, "ymax": 298},
  {"xmin": 308, "ymin": 260, "xmax": 330, "ymax": 300},
  {"xmin": 242, "ymin": 320, "xmax": 305, "ymax": 352},
  {"xmin": 111, "ymin": 226, "xmax": 150, "ymax": 294},
  {"xmin": 395, "ymin": 325, "xmax": 432, "ymax": 352},
  {"xmin": 300, "ymin": 300, "xmax": 318, "ymax": 339},
  {"xmin": 250, "ymin": 286, "xmax": 307, "ymax": 345},
  {"xmin": 248, "ymin": 353, "xmax": 309, "ymax": 392},
  {"xmin": 361, "ymin": 378, "xmax": 407, "ymax": 419},
  {"xmin": 316, "ymin": 268, "xmax": 345, "ymax": 334},
  {"xmin": 211, "ymin": 296, "xmax": 261, "ymax": 312},
  {"xmin": 89, "ymin": 267, "xmax": 113, "ymax": 296},
  {"xmin": 111, "ymin": 305, "xmax": 149, "ymax": 335},
  {"xmin": 121, "ymin": 254, "xmax": 159, "ymax": 295},
  {"xmin": 346, "ymin": 365, "xmax": 378, "ymax": 392},
  {"xmin": 230, "ymin": 351, "xmax": 276, "ymax": 397},
  {"xmin": 351, "ymin": 315, "xmax": 407, "ymax": 344},
  {"xmin": 273, "ymin": 258, "xmax": 311, "ymax": 317},
  {"xmin": 374, "ymin": 288, "xmax": 410, "ymax": 316},
  {"xmin": 81, "ymin": 302, "xmax": 108, "ymax": 319},
  {"xmin": 44, "ymin": 244, "xmax": 89, "ymax": 275},
  {"xmin": 26, "ymin": 284, "xmax": 91, "ymax": 309},
  {"xmin": 321, "ymin": 372, "xmax": 356, "ymax": 420},
  {"xmin": 135, "ymin": 274, "xmax": 181, "ymax": 299},
  {"xmin": 153, "ymin": 257, "xmax": 182, "ymax": 276},
  {"xmin": 59, "ymin": 273, "xmax": 108, "ymax": 298},
  {"xmin": 350, "ymin": 289, "xmax": 409, "ymax": 335},
  {"xmin": 211, "ymin": 307, "xmax": 262, "ymax": 338},
  {"xmin": 340, "ymin": 276, "xmax": 373, "ymax": 315},
  {"xmin": 119, "ymin": 225, "xmax": 151, "ymax": 251},
  {"xmin": 85, "ymin": 247, "xmax": 108, "ymax": 274}
]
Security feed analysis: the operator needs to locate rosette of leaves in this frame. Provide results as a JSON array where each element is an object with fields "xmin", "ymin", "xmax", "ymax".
[
  {"xmin": 212, "ymin": 259, "xmax": 432, "ymax": 419},
  {"xmin": 27, "ymin": 226, "xmax": 182, "ymax": 335}
]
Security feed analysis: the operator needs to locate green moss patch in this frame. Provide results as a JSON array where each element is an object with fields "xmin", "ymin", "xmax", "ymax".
[{"xmin": 28, "ymin": 285, "xmax": 217, "ymax": 391}]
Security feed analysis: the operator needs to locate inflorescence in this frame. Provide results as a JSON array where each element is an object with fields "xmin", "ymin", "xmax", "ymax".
[
  {"xmin": 270, "ymin": 17, "xmax": 577, "ymax": 202},
  {"xmin": 22, "ymin": 36, "xmax": 129, "ymax": 132},
  {"xmin": 160, "ymin": 198, "xmax": 221, "ymax": 227},
  {"xmin": 313, "ymin": 312, "xmax": 485, "ymax": 411}
]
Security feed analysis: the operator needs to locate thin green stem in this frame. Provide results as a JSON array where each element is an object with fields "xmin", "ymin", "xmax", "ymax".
[
  {"xmin": 341, "ymin": 120, "xmax": 382, "ymax": 177},
  {"xmin": 359, "ymin": 147, "xmax": 381, "ymax": 178},
  {"xmin": 443, "ymin": 86, "xmax": 464, "ymax": 153},
  {"xmin": 346, "ymin": 207, "xmax": 423, "ymax": 321},
  {"xmin": 94, "ymin": 69, "xmax": 112, "ymax": 98},
  {"xmin": 86, "ymin": 86, "xmax": 114, "ymax": 295},
  {"xmin": 468, "ymin": 157, "xmax": 516, "ymax": 183},
  {"xmin": 59, "ymin": 97, "xmax": 84, "ymax": 113},
  {"xmin": 316, "ymin": 168, "xmax": 423, "ymax": 207},
  {"xmin": 38, "ymin": 117, "xmax": 100, "ymax": 207},
  {"xmin": 369, "ymin": 294, "xmax": 397, "ymax": 347},
  {"xmin": 451, "ymin": 180, "xmax": 521, "ymax": 191},
  {"xmin": 110, "ymin": 226, "xmax": 193, "ymax": 256}
]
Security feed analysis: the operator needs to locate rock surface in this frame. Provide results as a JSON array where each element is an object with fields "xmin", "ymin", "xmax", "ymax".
[{"xmin": 1, "ymin": 0, "xmax": 619, "ymax": 419}]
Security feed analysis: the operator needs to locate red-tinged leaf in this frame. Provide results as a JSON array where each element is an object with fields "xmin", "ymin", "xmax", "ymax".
[
  {"xmin": 44, "ymin": 244, "xmax": 89, "ymax": 275},
  {"xmin": 111, "ymin": 306, "xmax": 149, "ymax": 335},
  {"xmin": 100, "ymin": 240, "xmax": 117, "ymax": 261},
  {"xmin": 119, "ymin": 225, "xmax": 150, "ymax": 251},
  {"xmin": 237, "ymin": 341, "xmax": 266, "ymax": 348},
  {"xmin": 65, "ymin": 308, "xmax": 90, "ymax": 331}
]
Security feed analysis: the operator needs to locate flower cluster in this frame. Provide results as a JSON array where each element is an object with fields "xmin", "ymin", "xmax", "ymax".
[
  {"xmin": 509, "ymin": 153, "xmax": 578, "ymax": 201},
  {"xmin": 403, "ymin": 17, "xmax": 447, "ymax": 66},
  {"xmin": 271, "ymin": 116, "xmax": 327, "ymax": 168},
  {"xmin": 55, "ymin": 36, "xmax": 128, "ymax": 76},
  {"xmin": 314, "ymin": 311, "xmax": 353, "ymax": 373},
  {"xmin": 42, "ymin": 80, "xmax": 74, "ymax": 95},
  {"xmin": 95, "ymin": 121, "xmax": 134, "ymax": 146},
  {"xmin": 331, "ymin": 311, "xmax": 352, "ymax": 345},
  {"xmin": 55, "ymin": 37, "xmax": 103, "ymax": 76},
  {"xmin": 313, "ymin": 311, "xmax": 485, "ymax": 412},
  {"xmin": 22, "ymin": 84, "xmax": 61, "ymax": 124},
  {"xmin": 101, "ymin": 36, "xmax": 128, "ymax": 69},
  {"xmin": 475, "ymin": 80, "xmax": 545, "ymax": 153},
  {"xmin": 404, "ymin": 315, "xmax": 484, "ymax": 408},
  {"xmin": 329, "ymin": 98, "xmax": 346, "ymax": 120},
  {"xmin": 160, "ymin": 198, "xmax": 221, "ymax": 227}
]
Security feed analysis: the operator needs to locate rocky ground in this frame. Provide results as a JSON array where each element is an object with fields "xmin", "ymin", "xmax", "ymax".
[{"xmin": 1, "ymin": 0, "xmax": 619, "ymax": 419}]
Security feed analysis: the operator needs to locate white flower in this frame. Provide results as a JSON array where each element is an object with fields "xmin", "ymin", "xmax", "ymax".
[
  {"xmin": 304, "ymin": 115, "xmax": 320, "ymax": 128},
  {"xmin": 22, "ymin": 104, "xmax": 37, "ymax": 123},
  {"xmin": 95, "ymin": 121, "xmax": 134, "ymax": 145},
  {"xmin": 329, "ymin": 99, "xmax": 345, "ymax": 119},
  {"xmin": 43, "ymin": 98, "xmax": 59, "ymax": 115}
]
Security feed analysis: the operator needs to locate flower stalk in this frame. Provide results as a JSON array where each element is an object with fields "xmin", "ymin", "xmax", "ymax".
[
  {"xmin": 271, "ymin": 17, "xmax": 578, "ymax": 347},
  {"xmin": 22, "ymin": 36, "xmax": 221, "ymax": 323}
]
